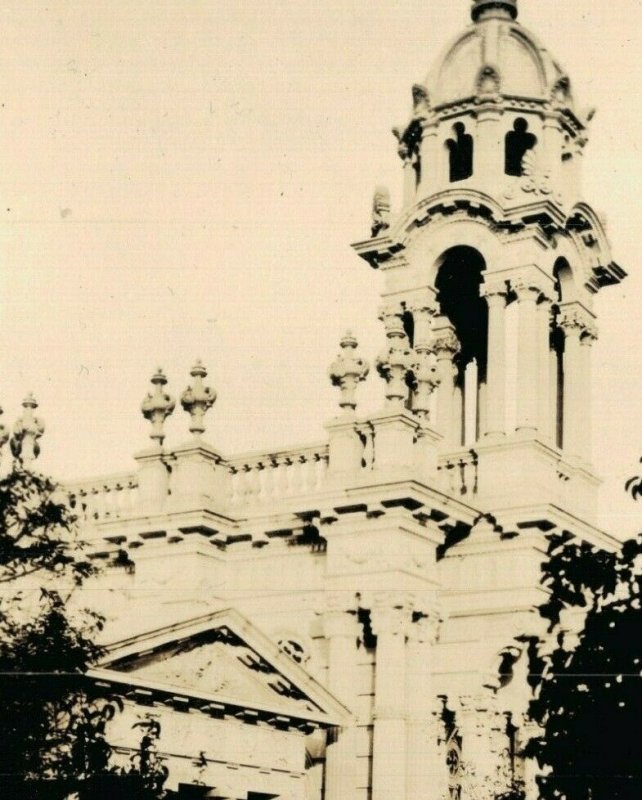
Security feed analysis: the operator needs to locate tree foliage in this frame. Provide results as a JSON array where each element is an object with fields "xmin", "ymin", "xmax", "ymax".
[
  {"xmin": 0, "ymin": 463, "xmax": 168, "ymax": 799},
  {"xmin": 527, "ymin": 519, "xmax": 642, "ymax": 799}
]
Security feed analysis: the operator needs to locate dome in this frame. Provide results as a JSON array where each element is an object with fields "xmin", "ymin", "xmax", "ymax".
[{"xmin": 425, "ymin": 2, "xmax": 572, "ymax": 109}]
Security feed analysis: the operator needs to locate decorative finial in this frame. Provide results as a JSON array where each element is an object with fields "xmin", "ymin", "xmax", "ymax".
[
  {"xmin": 10, "ymin": 393, "xmax": 45, "ymax": 465},
  {"xmin": 181, "ymin": 360, "xmax": 217, "ymax": 437},
  {"xmin": 412, "ymin": 352, "xmax": 439, "ymax": 420},
  {"xmin": 141, "ymin": 368, "xmax": 175, "ymax": 446},
  {"xmin": 376, "ymin": 307, "xmax": 413, "ymax": 408},
  {"xmin": 371, "ymin": 186, "xmax": 391, "ymax": 238},
  {"xmin": 471, "ymin": 0, "xmax": 517, "ymax": 22},
  {"xmin": 328, "ymin": 331, "xmax": 370, "ymax": 414}
]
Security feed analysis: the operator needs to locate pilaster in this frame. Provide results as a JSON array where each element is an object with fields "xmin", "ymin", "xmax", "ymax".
[
  {"xmin": 370, "ymin": 594, "xmax": 413, "ymax": 800},
  {"xmin": 323, "ymin": 596, "xmax": 361, "ymax": 800},
  {"xmin": 406, "ymin": 610, "xmax": 442, "ymax": 800}
]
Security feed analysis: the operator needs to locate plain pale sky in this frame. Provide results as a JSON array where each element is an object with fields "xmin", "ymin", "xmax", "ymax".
[{"xmin": 0, "ymin": 0, "xmax": 640, "ymax": 536}]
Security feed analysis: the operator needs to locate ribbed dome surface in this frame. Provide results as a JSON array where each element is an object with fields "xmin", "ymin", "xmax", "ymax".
[{"xmin": 426, "ymin": 15, "xmax": 571, "ymax": 108}]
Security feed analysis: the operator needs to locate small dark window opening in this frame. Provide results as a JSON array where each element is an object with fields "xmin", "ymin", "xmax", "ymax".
[
  {"xmin": 447, "ymin": 122, "xmax": 473, "ymax": 182},
  {"xmin": 505, "ymin": 118, "xmax": 537, "ymax": 176}
]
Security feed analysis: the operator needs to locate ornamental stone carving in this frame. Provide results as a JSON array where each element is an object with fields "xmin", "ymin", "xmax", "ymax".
[
  {"xmin": 371, "ymin": 185, "xmax": 391, "ymax": 237},
  {"xmin": 141, "ymin": 368, "xmax": 175, "ymax": 446},
  {"xmin": 411, "ymin": 83, "xmax": 430, "ymax": 116},
  {"xmin": 10, "ymin": 393, "xmax": 45, "ymax": 465},
  {"xmin": 181, "ymin": 360, "xmax": 217, "ymax": 436},
  {"xmin": 558, "ymin": 304, "xmax": 598, "ymax": 341},
  {"xmin": 432, "ymin": 327, "xmax": 461, "ymax": 358},
  {"xmin": 411, "ymin": 350, "xmax": 439, "ymax": 419},
  {"xmin": 476, "ymin": 64, "xmax": 501, "ymax": 95},
  {"xmin": 328, "ymin": 331, "xmax": 369, "ymax": 413},
  {"xmin": 409, "ymin": 609, "xmax": 442, "ymax": 645},
  {"xmin": 377, "ymin": 305, "xmax": 413, "ymax": 406}
]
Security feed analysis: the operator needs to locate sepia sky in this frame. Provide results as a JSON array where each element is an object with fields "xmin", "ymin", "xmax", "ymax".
[{"xmin": 0, "ymin": 0, "xmax": 640, "ymax": 536}]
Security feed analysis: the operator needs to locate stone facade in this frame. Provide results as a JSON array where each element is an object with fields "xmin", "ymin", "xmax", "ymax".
[{"xmin": 52, "ymin": 1, "xmax": 625, "ymax": 798}]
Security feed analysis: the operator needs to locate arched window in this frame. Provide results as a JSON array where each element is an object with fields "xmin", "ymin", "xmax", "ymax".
[
  {"xmin": 505, "ymin": 118, "xmax": 537, "ymax": 176},
  {"xmin": 435, "ymin": 246, "xmax": 487, "ymax": 446},
  {"xmin": 447, "ymin": 123, "xmax": 474, "ymax": 182}
]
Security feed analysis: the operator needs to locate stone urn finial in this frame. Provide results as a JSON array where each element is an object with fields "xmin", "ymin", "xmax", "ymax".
[
  {"xmin": 328, "ymin": 331, "xmax": 370, "ymax": 414},
  {"xmin": 376, "ymin": 306, "xmax": 413, "ymax": 408},
  {"xmin": 10, "ymin": 393, "xmax": 45, "ymax": 465},
  {"xmin": 181, "ymin": 360, "xmax": 217, "ymax": 437},
  {"xmin": 141, "ymin": 368, "xmax": 175, "ymax": 446}
]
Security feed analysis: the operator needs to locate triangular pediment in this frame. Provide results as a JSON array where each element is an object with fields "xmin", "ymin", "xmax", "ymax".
[{"xmin": 89, "ymin": 608, "xmax": 350, "ymax": 727}]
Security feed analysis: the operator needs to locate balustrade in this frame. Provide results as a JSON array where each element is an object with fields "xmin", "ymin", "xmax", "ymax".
[
  {"xmin": 227, "ymin": 445, "xmax": 329, "ymax": 507},
  {"xmin": 67, "ymin": 473, "xmax": 140, "ymax": 523}
]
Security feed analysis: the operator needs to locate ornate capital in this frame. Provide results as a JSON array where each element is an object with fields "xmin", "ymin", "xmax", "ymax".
[
  {"xmin": 408, "ymin": 610, "xmax": 441, "ymax": 645},
  {"xmin": 323, "ymin": 608, "xmax": 360, "ymax": 640},
  {"xmin": 181, "ymin": 360, "xmax": 217, "ymax": 437},
  {"xmin": 141, "ymin": 368, "xmax": 175, "ymax": 446},
  {"xmin": 480, "ymin": 278, "xmax": 508, "ymax": 302},
  {"xmin": 432, "ymin": 320, "xmax": 460, "ymax": 358},
  {"xmin": 328, "ymin": 331, "xmax": 369, "ymax": 413},
  {"xmin": 558, "ymin": 303, "xmax": 598, "ymax": 341},
  {"xmin": 378, "ymin": 303, "xmax": 406, "ymax": 337},
  {"xmin": 369, "ymin": 592, "xmax": 414, "ymax": 638},
  {"xmin": 10, "ymin": 393, "xmax": 45, "ymax": 465},
  {"xmin": 511, "ymin": 278, "xmax": 543, "ymax": 302},
  {"xmin": 407, "ymin": 299, "xmax": 438, "ymax": 320}
]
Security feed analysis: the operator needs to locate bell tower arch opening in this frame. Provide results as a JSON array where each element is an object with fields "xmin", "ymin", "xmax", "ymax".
[
  {"xmin": 446, "ymin": 122, "xmax": 474, "ymax": 182},
  {"xmin": 504, "ymin": 117, "xmax": 537, "ymax": 176},
  {"xmin": 435, "ymin": 246, "xmax": 488, "ymax": 446}
]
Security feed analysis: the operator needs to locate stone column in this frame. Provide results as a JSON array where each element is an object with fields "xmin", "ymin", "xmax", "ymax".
[
  {"xmin": 419, "ymin": 121, "xmax": 440, "ymax": 197},
  {"xmin": 537, "ymin": 291, "xmax": 554, "ymax": 444},
  {"xmin": 406, "ymin": 611, "xmax": 441, "ymax": 800},
  {"xmin": 323, "ymin": 600, "xmax": 361, "ymax": 800},
  {"xmin": 370, "ymin": 596, "xmax": 412, "ymax": 800},
  {"xmin": 558, "ymin": 303, "xmax": 597, "ymax": 463},
  {"xmin": 432, "ymin": 318, "xmax": 461, "ymax": 447},
  {"xmin": 480, "ymin": 279, "xmax": 508, "ymax": 440},
  {"xmin": 513, "ymin": 275, "xmax": 545, "ymax": 435}
]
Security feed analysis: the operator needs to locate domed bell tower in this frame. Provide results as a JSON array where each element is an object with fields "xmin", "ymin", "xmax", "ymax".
[{"xmin": 352, "ymin": 0, "xmax": 625, "ymax": 536}]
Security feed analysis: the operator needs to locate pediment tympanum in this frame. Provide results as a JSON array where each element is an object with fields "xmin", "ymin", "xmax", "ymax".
[{"xmin": 90, "ymin": 608, "xmax": 349, "ymax": 728}]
